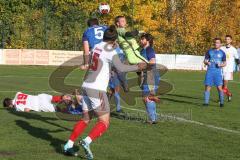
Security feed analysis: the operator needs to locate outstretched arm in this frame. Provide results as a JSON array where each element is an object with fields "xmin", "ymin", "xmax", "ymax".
[{"xmin": 112, "ymin": 54, "xmax": 146, "ymax": 72}]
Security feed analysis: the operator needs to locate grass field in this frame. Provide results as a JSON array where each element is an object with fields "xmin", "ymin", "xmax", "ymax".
[{"xmin": 1, "ymin": 65, "xmax": 240, "ymax": 160}]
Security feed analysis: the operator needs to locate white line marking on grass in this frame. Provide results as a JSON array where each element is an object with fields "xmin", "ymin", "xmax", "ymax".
[
  {"xmin": 0, "ymin": 90, "xmax": 59, "ymax": 93},
  {"xmin": 0, "ymin": 75, "xmax": 239, "ymax": 84},
  {"xmin": 0, "ymin": 75, "xmax": 50, "ymax": 78},
  {"xmin": 121, "ymin": 106, "xmax": 240, "ymax": 135}
]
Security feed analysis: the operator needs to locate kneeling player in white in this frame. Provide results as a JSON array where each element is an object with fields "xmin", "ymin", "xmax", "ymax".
[
  {"xmin": 63, "ymin": 26, "xmax": 146, "ymax": 159},
  {"xmin": 221, "ymin": 35, "xmax": 239, "ymax": 101},
  {"xmin": 3, "ymin": 92, "xmax": 72, "ymax": 112}
]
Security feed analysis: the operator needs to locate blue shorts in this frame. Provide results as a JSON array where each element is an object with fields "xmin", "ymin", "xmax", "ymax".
[
  {"xmin": 204, "ymin": 70, "xmax": 223, "ymax": 87},
  {"xmin": 109, "ymin": 72, "xmax": 120, "ymax": 89}
]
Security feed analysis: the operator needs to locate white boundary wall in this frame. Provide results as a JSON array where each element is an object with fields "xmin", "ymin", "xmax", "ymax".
[{"xmin": 0, "ymin": 49, "xmax": 206, "ymax": 70}]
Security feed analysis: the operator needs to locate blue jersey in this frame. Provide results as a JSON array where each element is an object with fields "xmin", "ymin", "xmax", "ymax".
[
  {"xmin": 82, "ymin": 25, "xmax": 108, "ymax": 50},
  {"xmin": 205, "ymin": 49, "xmax": 226, "ymax": 72},
  {"xmin": 115, "ymin": 47, "xmax": 126, "ymax": 62},
  {"xmin": 141, "ymin": 46, "xmax": 156, "ymax": 61},
  {"xmin": 140, "ymin": 46, "xmax": 160, "ymax": 96},
  {"xmin": 67, "ymin": 105, "xmax": 82, "ymax": 115}
]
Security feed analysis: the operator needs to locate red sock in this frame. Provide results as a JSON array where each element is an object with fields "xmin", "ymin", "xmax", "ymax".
[
  {"xmin": 69, "ymin": 120, "xmax": 88, "ymax": 141},
  {"xmin": 88, "ymin": 121, "xmax": 108, "ymax": 141},
  {"xmin": 51, "ymin": 96, "xmax": 62, "ymax": 103},
  {"xmin": 223, "ymin": 87, "xmax": 232, "ymax": 96}
]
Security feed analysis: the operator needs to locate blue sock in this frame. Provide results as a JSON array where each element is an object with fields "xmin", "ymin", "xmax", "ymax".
[
  {"xmin": 114, "ymin": 92, "xmax": 121, "ymax": 112},
  {"xmin": 218, "ymin": 91, "xmax": 224, "ymax": 104},
  {"xmin": 146, "ymin": 101, "xmax": 157, "ymax": 122},
  {"xmin": 204, "ymin": 91, "xmax": 210, "ymax": 104}
]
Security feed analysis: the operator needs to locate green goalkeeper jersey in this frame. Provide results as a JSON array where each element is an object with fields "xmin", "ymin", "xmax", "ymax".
[{"xmin": 117, "ymin": 28, "xmax": 148, "ymax": 64}]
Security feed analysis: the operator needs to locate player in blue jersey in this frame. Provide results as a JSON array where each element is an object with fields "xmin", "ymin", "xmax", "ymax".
[
  {"xmin": 140, "ymin": 33, "xmax": 160, "ymax": 124},
  {"xmin": 81, "ymin": 18, "xmax": 108, "ymax": 70},
  {"xmin": 108, "ymin": 47, "xmax": 128, "ymax": 112},
  {"xmin": 203, "ymin": 38, "xmax": 226, "ymax": 107}
]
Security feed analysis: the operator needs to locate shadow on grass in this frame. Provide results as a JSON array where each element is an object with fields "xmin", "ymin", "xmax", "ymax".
[
  {"xmin": 8, "ymin": 110, "xmax": 71, "ymax": 131},
  {"xmin": 165, "ymin": 93, "xmax": 203, "ymax": 101},
  {"xmin": 15, "ymin": 120, "xmax": 80, "ymax": 155},
  {"xmin": 160, "ymin": 97, "xmax": 202, "ymax": 106}
]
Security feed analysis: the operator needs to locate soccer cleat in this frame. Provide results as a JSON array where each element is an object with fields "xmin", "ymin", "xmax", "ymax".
[
  {"xmin": 63, "ymin": 144, "xmax": 78, "ymax": 157},
  {"xmin": 79, "ymin": 140, "xmax": 94, "ymax": 160},
  {"xmin": 116, "ymin": 109, "xmax": 125, "ymax": 113},
  {"xmin": 146, "ymin": 120, "xmax": 158, "ymax": 125},
  {"xmin": 227, "ymin": 94, "xmax": 232, "ymax": 102},
  {"xmin": 203, "ymin": 103, "xmax": 209, "ymax": 107},
  {"xmin": 220, "ymin": 104, "xmax": 224, "ymax": 108}
]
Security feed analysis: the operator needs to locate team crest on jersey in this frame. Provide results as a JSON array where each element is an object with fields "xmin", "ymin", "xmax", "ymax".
[{"xmin": 217, "ymin": 54, "xmax": 221, "ymax": 58}]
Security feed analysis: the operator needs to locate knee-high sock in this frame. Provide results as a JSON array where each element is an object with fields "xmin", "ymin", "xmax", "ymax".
[
  {"xmin": 85, "ymin": 121, "xmax": 108, "ymax": 144},
  {"xmin": 204, "ymin": 91, "xmax": 210, "ymax": 104},
  {"xmin": 146, "ymin": 101, "xmax": 157, "ymax": 121},
  {"xmin": 114, "ymin": 92, "xmax": 121, "ymax": 111},
  {"xmin": 69, "ymin": 120, "xmax": 88, "ymax": 142},
  {"xmin": 223, "ymin": 87, "xmax": 232, "ymax": 96},
  {"xmin": 218, "ymin": 91, "xmax": 224, "ymax": 104}
]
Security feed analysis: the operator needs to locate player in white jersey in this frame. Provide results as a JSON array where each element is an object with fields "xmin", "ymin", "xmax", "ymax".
[
  {"xmin": 3, "ymin": 92, "xmax": 72, "ymax": 112},
  {"xmin": 237, "ymin": 41, "xmax": 240, "ymax": 71},
  {"xmin": 220, "ymin": 35, "xmax": 239, "ymax": 101},
  {"xmin": 63, "ymin": 26, "xmax": 146, "ymax": 159}
]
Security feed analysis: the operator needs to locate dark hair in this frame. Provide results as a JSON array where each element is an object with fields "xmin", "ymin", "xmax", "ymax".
[
  {"xmin": 115, "ymin": 15, "xmax": 125, "ymax": 25},
  {"xmin": 3, "ymin": 98, "xmax": 12, "ymax": 108},
  {"xmin": 214, "ymin": 37, "xmax": 222, "ymax": 43},
  {"xmin": 225, "ymin": 35, "xmax": 232, "ymax": 39},
  {"xmin": 87, "ymin": 18, "xmax": 99, "ymax": 27},
  {"xmin": 103, "ymin": 25, "xmax": 118, "ymax": 42},
  {"xmin": 141, "ymin": 33, "xmax": 154, "ymax": 46}
]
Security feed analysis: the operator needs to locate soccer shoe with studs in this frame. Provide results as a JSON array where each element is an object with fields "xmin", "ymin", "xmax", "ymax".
[
  {"xmin": 203, "ymin": 103, "xmax": 209, "ymax": 107},
  {"xmin": 63, "ymin": 144, "xmax": 78, "ymax": 157},
  {"xmin": 227, "ymin": 94, "xmax": 232, "ymax": 102},
  {"xmin": 79, "ymin": 140, "xmax": 94, "ymax": 160}
]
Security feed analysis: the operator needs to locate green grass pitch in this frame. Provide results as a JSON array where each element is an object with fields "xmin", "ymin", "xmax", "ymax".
[{"xmin": 0, "ymin": 65, "xmax": 240, "ymax": 160}]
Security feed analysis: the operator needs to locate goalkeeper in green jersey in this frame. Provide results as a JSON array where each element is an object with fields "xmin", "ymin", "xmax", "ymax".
[{"xmin": 115, "ymin": 15, "xmax": 148, "ymax": 64}]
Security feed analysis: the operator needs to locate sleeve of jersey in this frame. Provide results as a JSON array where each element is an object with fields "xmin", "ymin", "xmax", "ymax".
[
  {"xmin": 112, "ymin": 53, "xmax": 138, "ymax": 72},
  {"xmin": 147, "ymin": 47, "xmax": 156, "ymax": 60},
  {"xmin": 82, "ymin": 31, "xmax": 88, "ymax": 42},
  {"xmin": 222, "ymin": 51, "xmax": 226, "ymax": 61},
  {"xmin": 234, "ymin": 48, "xmax": 239, "ymax": 59},
  {"xmin": 15, "ymin": 105, "xmax": 25, "ymax": 112},
  {"xmin": 51, "ymin": 96, "xmax": 62, "ymax": 103},
  {"xmin": 204, "ymin": 51, "xmax": 210, "ymax": 60}
]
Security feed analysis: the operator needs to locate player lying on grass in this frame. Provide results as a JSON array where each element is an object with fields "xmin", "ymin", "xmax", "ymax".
[
  {"xmin": 140, "ymin": 33, "xmax": 160, "ymax": 124},
  {"xmin": 203, "ymin": 38, "xmax": 226, "ymax": 107},
  {"xmin": 2, "ymin": 91, "xmax": 83, "ymax": 114},
  {"xmin": 63, "ymin": 25, "xmax": 146, "ymax": 159},
  {"xmin": 220, "ymin": 35, "xmax": 239, "ymax": 102}
]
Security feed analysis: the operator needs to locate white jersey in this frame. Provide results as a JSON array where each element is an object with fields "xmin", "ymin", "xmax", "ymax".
[
  {"xmin": 221, "ymin": 46, "xmax": 239, "ymax": 73},
  {"xmin": 12, "ymin": 92, "xmax": 55, "ymax": 112},
  {"xmin": 82, "ymin": 42, "xmax": 117, "ymax": 92},
  {"xmin": 237, "ymin": 48, "xmax": 240, "ymax": 59}
]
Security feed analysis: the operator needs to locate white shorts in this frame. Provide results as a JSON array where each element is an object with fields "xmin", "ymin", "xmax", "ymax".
[
  {"xmin": 223, "ymin": 72, "xmax": 233, "ymax": 81},
  {"xmin": 82, "ymin": 88, "xmax": 110, "ymax": 112}
]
